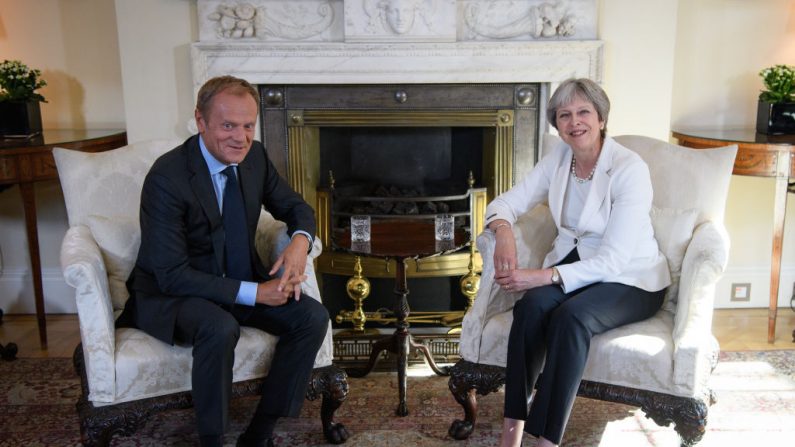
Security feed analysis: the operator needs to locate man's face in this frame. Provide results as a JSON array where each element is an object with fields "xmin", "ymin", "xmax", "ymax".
[{"xmin": 195, "ymin": 90, "xmax": 258, "ymax": 165}]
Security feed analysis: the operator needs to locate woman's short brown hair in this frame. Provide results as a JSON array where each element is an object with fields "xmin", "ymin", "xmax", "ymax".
[{"xmin": 546, "ymin": 78, "xmax": 610, "ymax": 138}]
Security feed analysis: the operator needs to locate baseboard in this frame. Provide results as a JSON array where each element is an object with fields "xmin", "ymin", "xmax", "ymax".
[
  {"xmin": 716, "ymin": 265, "xmax": 795, "ymax": 309},
  {"xmin": 0, "ymin": 267, "xmax": 76, "ymax": 314}
]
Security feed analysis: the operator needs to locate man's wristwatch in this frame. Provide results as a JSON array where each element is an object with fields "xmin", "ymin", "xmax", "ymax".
[{"xmin": 550, "ymin": 267, "xmax": 561, "ymax": 285}]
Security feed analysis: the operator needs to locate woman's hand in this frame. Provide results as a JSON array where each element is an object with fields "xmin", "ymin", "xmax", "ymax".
[
  {"xmin": 492, "ymin": 221, "xmax": 517, "ymax": 280},
  {"xmin": 495, "ymin": 268, "xmax": 553, "ymax": 293}
]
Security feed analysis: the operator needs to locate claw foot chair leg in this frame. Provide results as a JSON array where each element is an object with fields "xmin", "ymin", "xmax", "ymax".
[
  {"xmin": 447, "ymin": 360, "xmax": 506, "ymax": 440},
  {"xmin": 642, "ymin": 395, "xmax": 709, "ymax": 447},
  {"xmin": 307, "ymin": 365, "xmax": 350, "ymax": 444}
]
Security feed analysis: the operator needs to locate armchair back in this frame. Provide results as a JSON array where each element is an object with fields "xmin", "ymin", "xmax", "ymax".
[{"xmin": 54, "ymin": 139, "xmax": 181, "ymax": 311}]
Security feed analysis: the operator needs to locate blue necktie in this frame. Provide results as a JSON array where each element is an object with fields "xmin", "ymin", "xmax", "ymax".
[{"xmin": 221, "ymin": 166, "xmax": 253, "ymax": 281}]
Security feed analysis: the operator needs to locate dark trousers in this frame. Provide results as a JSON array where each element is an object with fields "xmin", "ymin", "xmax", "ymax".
[
  {"xmin": 503, "ymin": 251, "xmax": 665, "ymax": 444},
  {"xmin": 173, "ymin": 296, "xmax": 329, "ymax": 437}
]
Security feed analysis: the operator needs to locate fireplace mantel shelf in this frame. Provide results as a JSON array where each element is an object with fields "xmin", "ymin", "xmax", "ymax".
[{"xmin": 191, "ymin": 40, "xmax": 603, "ymax": 88}]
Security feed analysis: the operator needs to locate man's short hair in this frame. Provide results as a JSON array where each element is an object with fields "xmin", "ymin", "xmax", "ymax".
[{"xmin": 196, "ymin": 75, "xmax": 260, "ymax": 118}]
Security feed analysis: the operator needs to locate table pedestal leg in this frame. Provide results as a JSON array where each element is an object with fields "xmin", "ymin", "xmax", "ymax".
[
  {"xmin": 346, "ymin": 257, "xmax": 449, "ymax": 416},
  {"xmin": 19, "ymin": 182, "xmax": 47, "ymax": 349},
  {"xmin": 768, "ymin": 167, "xmax": 788, "ymax": 343}
]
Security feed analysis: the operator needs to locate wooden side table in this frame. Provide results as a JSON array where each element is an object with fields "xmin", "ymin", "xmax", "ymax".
[
  {"xmin": 672, "ymin": 129, "xmax": 795, "ymax": 343},
  {"xmin": 0, "ymin": 129, "xmax": 127, "ymax": 349}
]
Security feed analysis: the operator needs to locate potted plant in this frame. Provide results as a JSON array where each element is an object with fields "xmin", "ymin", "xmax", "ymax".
[
  {"xmin": 756, "ymin": 64, "xmax": 795, "ymax": 135},
  {"xmin": 0, "ymin": 59, "xmax": 47, "ymax": 137}
]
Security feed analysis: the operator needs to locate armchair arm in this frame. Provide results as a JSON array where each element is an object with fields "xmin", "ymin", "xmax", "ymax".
[
  {"xmin": 459, "ymin": 205, "xmax": 556, "ymax": 363},
  {"xmin": 671, "ymin": 220, "xmax": 728, "ymax": 395},
  {"xmin": 254, "ymin": 210, "xmax": 332, "ymax": 367},
  {"xmin": 60, "ymin": 225, "xmax": 117, "ymax": 402}
]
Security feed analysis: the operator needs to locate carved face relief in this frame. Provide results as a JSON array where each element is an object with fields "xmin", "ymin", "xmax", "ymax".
[{"xmin": 381, "ymin": 0, "xmax": 422, "ymax": 34}]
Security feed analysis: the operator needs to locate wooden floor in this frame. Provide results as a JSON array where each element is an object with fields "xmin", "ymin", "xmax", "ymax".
[{"xmin": 1, "ymin": 308, "xmax": 794, "ymax": 359}]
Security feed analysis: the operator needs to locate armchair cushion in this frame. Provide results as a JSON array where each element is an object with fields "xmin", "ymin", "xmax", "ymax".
[
  {"xmin": 113, "ymin": 326, "xmax": 278, "ymax": 403},
  {"xmin": 84, "ymin": 214, "xmax": 139, "ymax": 309},
  {"xmin": 650, "ymin": 206, "xmax": 699, "ymax": 313}
]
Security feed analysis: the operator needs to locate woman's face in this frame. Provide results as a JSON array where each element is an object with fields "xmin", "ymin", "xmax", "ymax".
[{"xmin": 554, "ymin": 94, "xmax": 604, "ymax": 153}]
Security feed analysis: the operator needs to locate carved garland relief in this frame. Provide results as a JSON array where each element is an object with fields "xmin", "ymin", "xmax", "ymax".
[
  {"xmin": 207, "ymin": 1, "xmax": 335, "ymax": 40},
  {"xmin": 199, "ymin": 0, "xmax": 596, "ymax": 42},
  {"xmin": 462, "ymin": 0, "xmax": 578, "ymax": 40}
]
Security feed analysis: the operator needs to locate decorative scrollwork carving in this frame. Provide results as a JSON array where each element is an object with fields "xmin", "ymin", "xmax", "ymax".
[
  {"xmin": 208, "ymin": 2, "xmax": 335, "ymax": 40},
  {"xmin": 463, "ymin": 0, "xmax": 578, "ymax": 40}
]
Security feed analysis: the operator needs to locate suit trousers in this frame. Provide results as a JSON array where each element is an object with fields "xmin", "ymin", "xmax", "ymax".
[
  {"xmin": 503, "ymin": 250, "xmax": 665, "ymax": 444},
  {"xmin": 173, "ymin": 295, "xmax": 329, "ymax": 437}
]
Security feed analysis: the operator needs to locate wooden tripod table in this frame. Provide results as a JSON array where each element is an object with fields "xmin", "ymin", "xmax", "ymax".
[{"xmin": 335, "ymin": 220, "xmax": 469, "ymax": 416}]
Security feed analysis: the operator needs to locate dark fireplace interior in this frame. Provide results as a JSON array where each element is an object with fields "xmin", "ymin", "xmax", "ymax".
[{"xmin": 319, "ymin": 126, "xmax": 484, "ymax": 192}]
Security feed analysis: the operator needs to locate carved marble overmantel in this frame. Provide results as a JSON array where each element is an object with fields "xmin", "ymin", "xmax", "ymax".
[
  {"xmin": 192, "ymin": 0, "xmax": 602, "ymax": 101},
  {"xmin": 197, "ymin": 0, "xmax": 597, "ymax": 43}
]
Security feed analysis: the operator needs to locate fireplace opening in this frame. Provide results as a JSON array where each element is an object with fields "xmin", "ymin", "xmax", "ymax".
[
  {"xmin": 319, "ymin": 126, "xmax": 484, "ymax": 192},
  {"xmin": 319, "ymin": 125, "xmax": 484, "ymax": 245}
]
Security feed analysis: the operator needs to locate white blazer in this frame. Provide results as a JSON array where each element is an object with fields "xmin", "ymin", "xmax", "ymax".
[{"xmin": 485, "ymin": 136, "xmax": 671, "ymax": 293}]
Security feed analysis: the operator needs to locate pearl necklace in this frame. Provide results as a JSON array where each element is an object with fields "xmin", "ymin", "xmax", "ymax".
[{"xmin": 570, "ymin": 156, "xmax": 597, "ymax": 183}]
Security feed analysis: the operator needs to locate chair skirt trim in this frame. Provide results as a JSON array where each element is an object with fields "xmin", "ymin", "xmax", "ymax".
[
  {"xmin": 447, "ymin": 359, "xmax": 713, "ymax": 447},
  {"xmin": 73, "ymin": 344, "xmax": 350, "ymax": 446}
]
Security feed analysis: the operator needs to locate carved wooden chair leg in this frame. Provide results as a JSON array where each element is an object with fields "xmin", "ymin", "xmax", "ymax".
[
  {"xmin": 642, "ymin": 396, "xmax": 709, "ymax": 447},
  {"xmin": 308, "ymin": 365, "xmax": 350, "ymax": 444},
  {"xmin": 447, "ymin": 360, "xmax": 506, "ymax": 440}
]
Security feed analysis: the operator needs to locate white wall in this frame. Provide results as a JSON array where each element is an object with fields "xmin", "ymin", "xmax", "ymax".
[
  {"xmin": 114, "ymin": 0, "xmax": 197, "ymax": 142},
  {"xmin": 670, "ymin": 0, "xmax": 795, "ymax": 308},
  {"xmin": 599, "ymin": 0, "xmax": 679, "ymax": 140},
  {"xmin": 0, "ymin": 0, "xmax": 125, "ymax": 314}
]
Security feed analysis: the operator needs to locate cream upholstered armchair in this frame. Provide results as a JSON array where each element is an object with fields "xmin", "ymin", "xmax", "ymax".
[
  {"xmin": 54, "ymin": 140, "xmax": 349, "ymax": 446},
  {"xmin": 448, "ymin": 135, "xmax": 738, "ymax": 446}
]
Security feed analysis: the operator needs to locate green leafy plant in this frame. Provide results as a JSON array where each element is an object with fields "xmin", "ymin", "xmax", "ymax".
[
  {"xmin": 0, "ymin": 59, "xmax": 47, "ymax": 103},
  {"xmin": 759, "ymin": 64, "xmax": 795, "ymax": 104}
]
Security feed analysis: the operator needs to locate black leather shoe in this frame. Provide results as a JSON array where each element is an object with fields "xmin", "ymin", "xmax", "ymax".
[{"xmin": 235, "ymin": 433, "xmax": 274, "ymax": 447}]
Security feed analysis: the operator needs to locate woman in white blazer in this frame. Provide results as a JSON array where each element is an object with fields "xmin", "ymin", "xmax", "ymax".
[{"xmin": 488, "ymin": 79, "xmax": 670, "ymax": 447}]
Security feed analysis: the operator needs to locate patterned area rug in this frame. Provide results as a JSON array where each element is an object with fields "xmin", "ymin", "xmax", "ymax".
[{"xmin": 1, "ymin": 350, "xmax": 794, "ymax": 446}]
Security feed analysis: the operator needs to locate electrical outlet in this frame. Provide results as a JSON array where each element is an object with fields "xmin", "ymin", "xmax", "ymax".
[{"xmin": 730, "ymin": 283, "xmax": 751, "ymax": 302}]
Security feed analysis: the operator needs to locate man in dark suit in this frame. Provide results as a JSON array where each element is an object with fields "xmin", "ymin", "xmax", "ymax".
[{"xmin": 120, "ymin": 76, "xmax": 329, "ymax": 447}]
